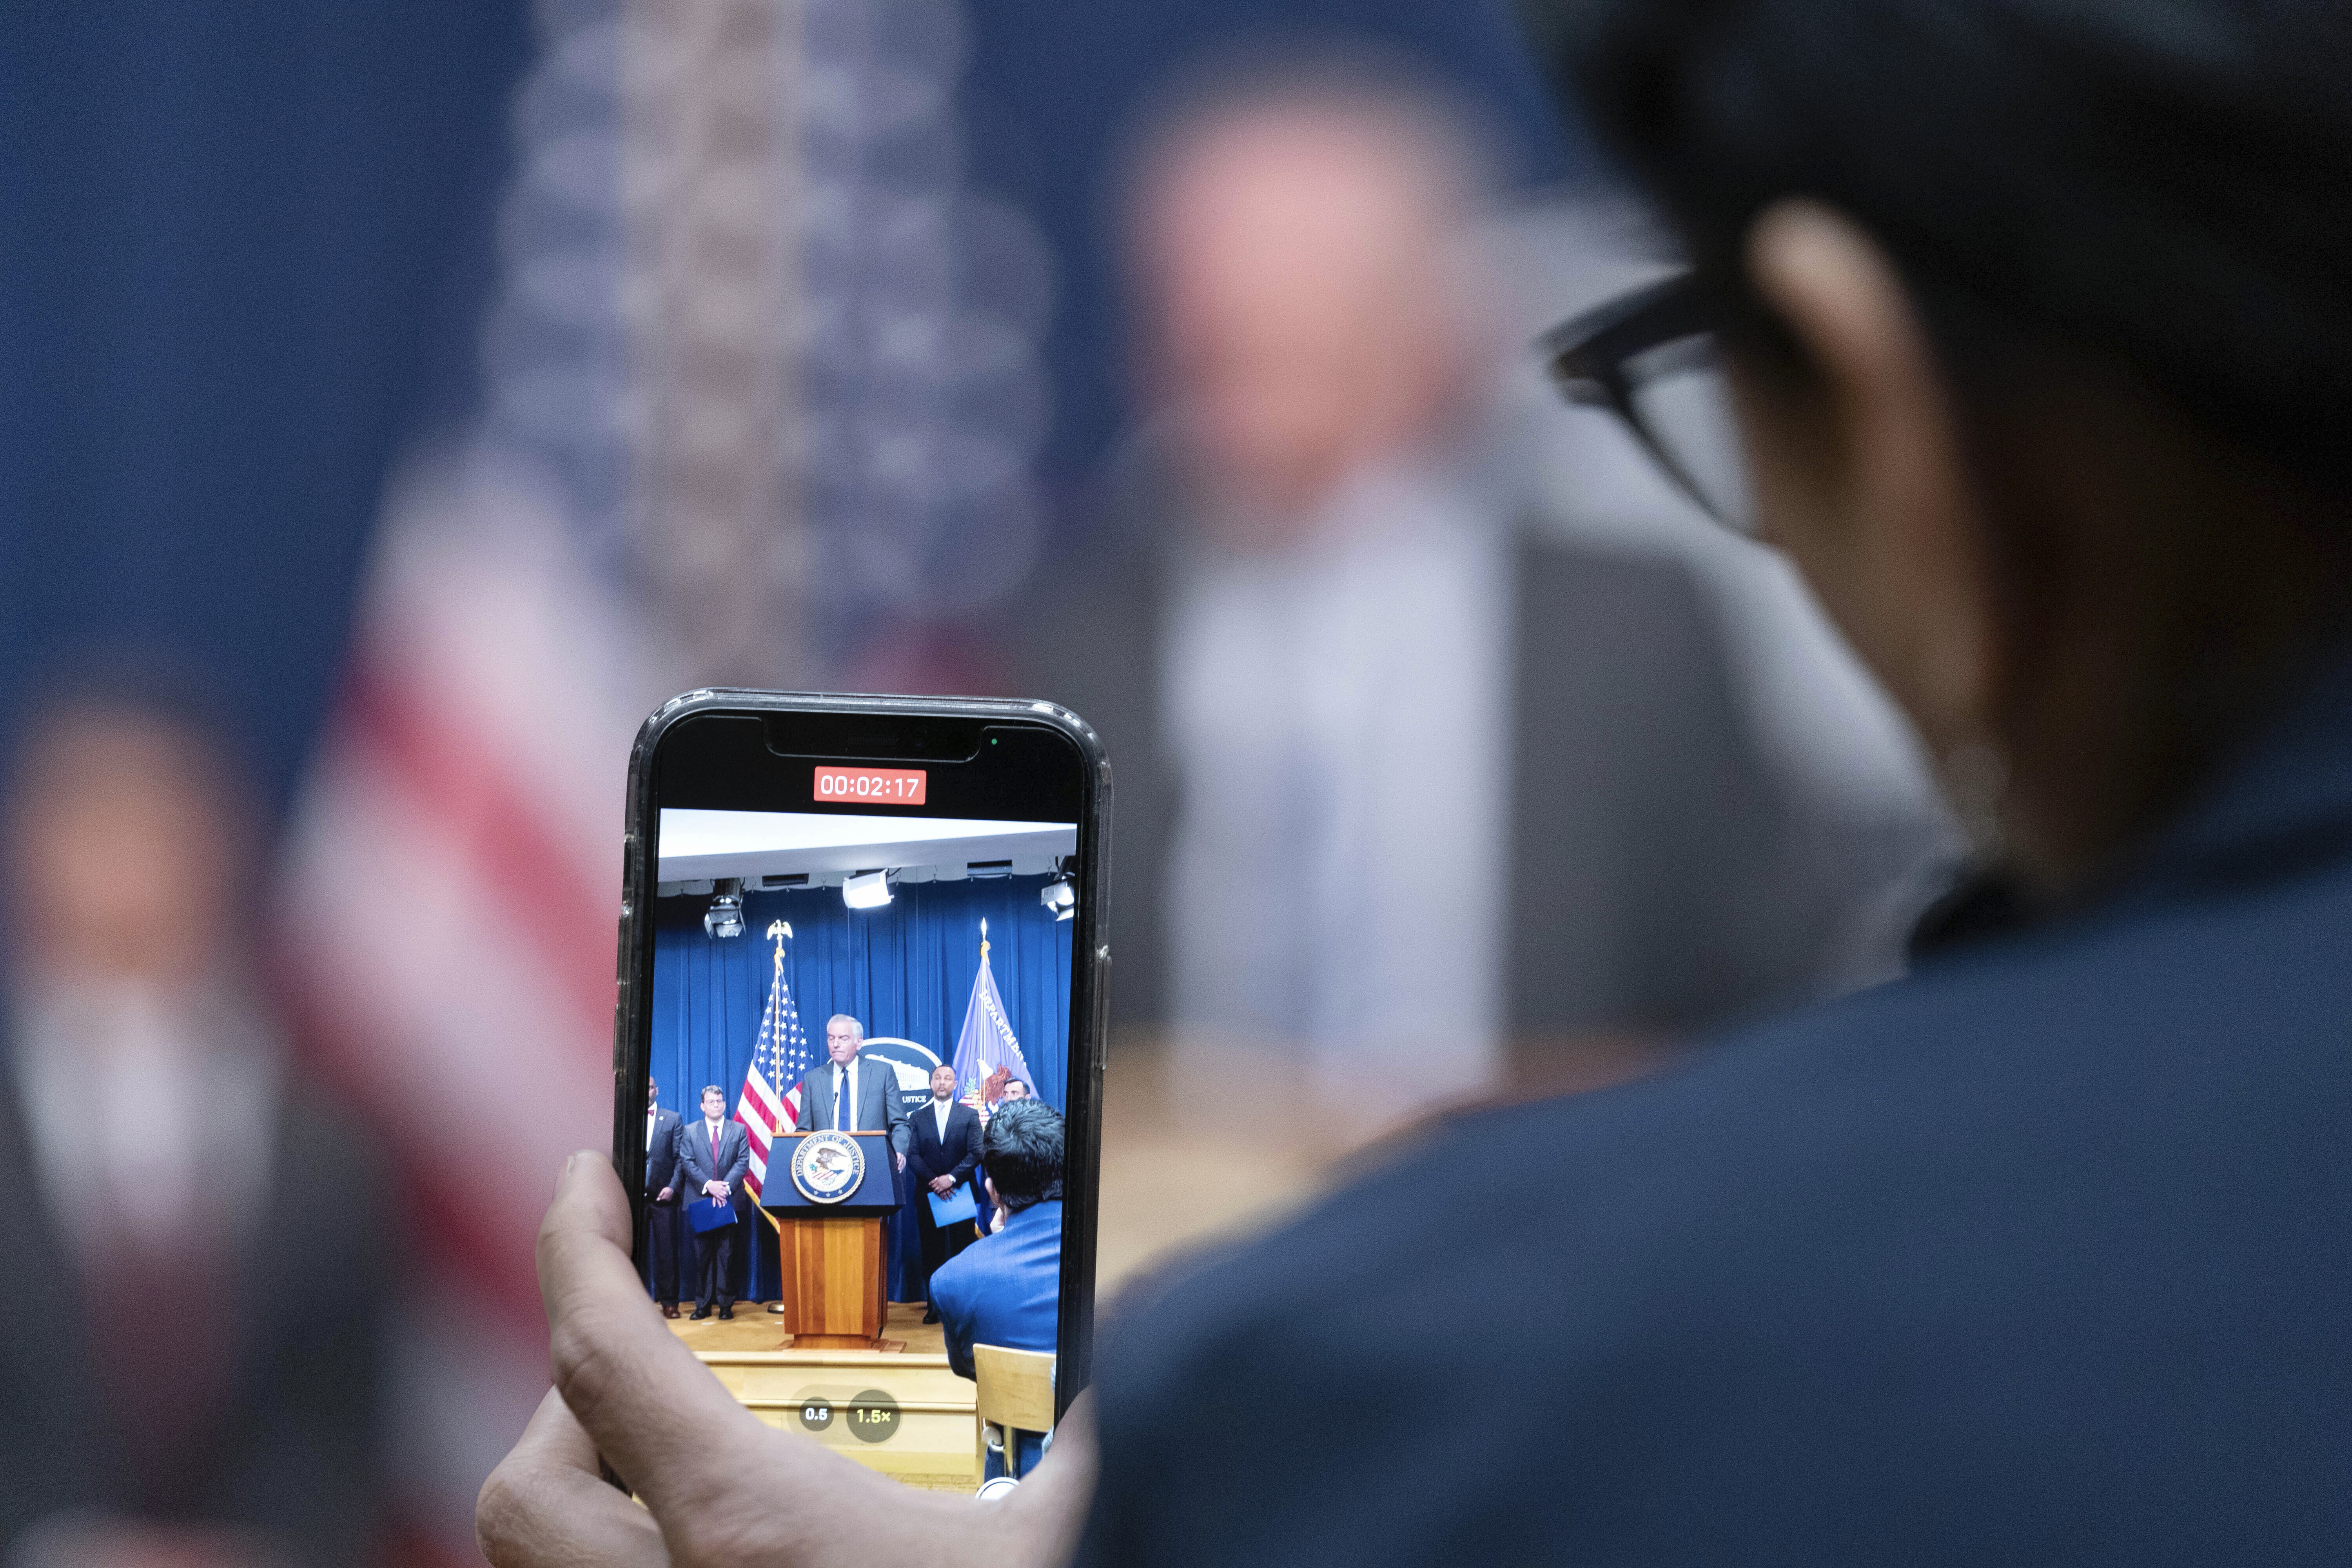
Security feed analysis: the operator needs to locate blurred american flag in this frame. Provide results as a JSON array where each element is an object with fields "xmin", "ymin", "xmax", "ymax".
[
  {"xmin": 272, "ymin": 0, "xmax": 1049, "ymax": 1558},
  {"xmin": 278, "ymin": 464, "xmax": 666, "ymax": 1564},
  {"xmin": 271, "ymin": 0, "xmax": 718, "ymax": 1530}
]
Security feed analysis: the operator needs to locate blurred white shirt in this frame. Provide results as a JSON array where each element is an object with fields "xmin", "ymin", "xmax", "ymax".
[
  {"xmin": 12, "ymin": 981, "xmax": 279, "ymax": 1263},
  {"xmin": 1163, "ymin": 457, "xmax": 1511, "ymax": 1120}
]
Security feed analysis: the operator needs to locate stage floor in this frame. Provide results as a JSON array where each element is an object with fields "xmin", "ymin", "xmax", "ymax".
[
  {"xmin": 666, "ymin": 1296, "xmax": 946, "ymax": 1356},
  {"xmin": 670, "ymin": 1301, "xmax": 980, "ymax": 1494}
]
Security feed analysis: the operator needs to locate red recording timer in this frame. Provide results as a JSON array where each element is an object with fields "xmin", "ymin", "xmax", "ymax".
[{"xmin": 813, "ymin": 765, "xmax": 927, "ymax": 804}]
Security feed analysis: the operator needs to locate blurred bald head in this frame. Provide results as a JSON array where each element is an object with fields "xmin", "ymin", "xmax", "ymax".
[{"xmin": 1127, "ymin": 66, "xmax": 1495, "ymax": 532}]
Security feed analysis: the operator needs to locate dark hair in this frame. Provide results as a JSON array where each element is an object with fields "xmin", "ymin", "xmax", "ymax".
[
  {"xmin": 981, "ymin": 1099, "xmax": 1065, "ymax": 1212},
  {"xmin": 1519, "ymin": 0, "xmax": 2352, "ymax": 503}
]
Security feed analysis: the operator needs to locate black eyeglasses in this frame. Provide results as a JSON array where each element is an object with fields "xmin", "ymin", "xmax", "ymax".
[{"xmin": 1538, "ymin": 272, "xmax": 1757, "ymax": 536}]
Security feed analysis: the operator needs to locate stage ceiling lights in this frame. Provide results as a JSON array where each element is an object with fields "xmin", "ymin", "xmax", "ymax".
[
  {"xmin": 704, "ymin": 878, "xmax": 746, "ymax": 938},
  {"xmin": 842, "ymin": 869, "xmax": 893, "ymax": 910},
  {"xmin": 1040, "ymin": 874, "xmax": 1075, "ymax": 921}
]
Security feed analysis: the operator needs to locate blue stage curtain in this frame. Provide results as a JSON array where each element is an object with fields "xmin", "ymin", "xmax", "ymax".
[{"xmin": 650, "ymin": 873, "xmax": 1074, "ymax": 1304}]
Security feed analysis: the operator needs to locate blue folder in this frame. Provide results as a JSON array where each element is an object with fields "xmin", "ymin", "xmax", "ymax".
[
  {"xmin": 926, "ymin": 1185, "xmax": 978, "ymax": 1227},
  {"xmin": 686, "ymin": 1194, "xmax": 738, "ymax": 1233}
]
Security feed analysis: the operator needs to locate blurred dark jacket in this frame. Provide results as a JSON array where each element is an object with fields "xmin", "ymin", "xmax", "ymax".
[
  {"xmin": 0, "ymin": 1058, "xmax": 390, "ymax": 1563},
  {"xmin": 1013, "ymin": 502, "xmax": 1941, "ymax": 1045},
  {"xmin": 1075, "ymin": 641, "xmax": 2352, "ymax": 1564}
]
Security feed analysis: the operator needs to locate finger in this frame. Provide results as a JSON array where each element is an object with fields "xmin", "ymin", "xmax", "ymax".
[
  {"xmin": 536, "ymin": 1153, "xmax": 764, "ymax": 1513},
  {"xmin": 477, "ymin": 1389, "xmax": 670, "ymax": 1568}
]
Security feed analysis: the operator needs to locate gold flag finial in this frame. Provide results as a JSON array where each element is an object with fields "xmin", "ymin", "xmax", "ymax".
[
  {"xmin": 767, "ymin": 918, "xmax": 791, "ymax": 944},
  {"xmin": 980, "ymin": 915, "xmax": 989, "ymax": 956}
]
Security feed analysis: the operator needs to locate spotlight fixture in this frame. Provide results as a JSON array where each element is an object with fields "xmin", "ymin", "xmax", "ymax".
[
  {"xmin": 843, "ymin": 869, "xmax": 893, "ymax": 910},
  {"xmin": 1041, "ymin": 875, "xmax": 1075, "ymax": 922},
  {"xmin": 704, "ymin": 878, "xmax": 746, "ymax": 938}
]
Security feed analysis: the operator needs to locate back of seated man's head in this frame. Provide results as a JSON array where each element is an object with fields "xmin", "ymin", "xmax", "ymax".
[{"xmin": 982, "ymin": 1099, "xmax": 1064, "ymax": 1213}]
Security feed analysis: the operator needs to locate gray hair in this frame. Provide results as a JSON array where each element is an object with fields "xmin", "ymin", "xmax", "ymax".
[
  {"xmin": 824, "ymin": 1014, "xmax": 865, "ymax": 1042},
  {"xmin": 700, "ymin": 1084, "xmax": 726, "ymax": 1102}
]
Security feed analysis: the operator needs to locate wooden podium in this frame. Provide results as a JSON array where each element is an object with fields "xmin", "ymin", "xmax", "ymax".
[{"xmin": 764, "ymin": 1131, "xmax": 902, "ymax": 1349}]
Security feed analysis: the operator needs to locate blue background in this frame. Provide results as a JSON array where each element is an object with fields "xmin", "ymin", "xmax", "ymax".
[
  {"xmin": 0, "ymin": 0, "xmax": 528, "ymax": 811},
  {"xmin": 650, "ymin": 874, "xmax": 1073, "ymax": 1301}
]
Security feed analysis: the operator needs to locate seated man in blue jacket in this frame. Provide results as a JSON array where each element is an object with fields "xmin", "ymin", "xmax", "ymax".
[{"xmin": 927, "ymin": 1097, "xmax": 1062, "ymax": 1476}]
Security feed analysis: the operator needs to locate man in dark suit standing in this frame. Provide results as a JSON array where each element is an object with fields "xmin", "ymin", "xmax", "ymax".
[
  {"xmin": 673, "ymin": 1085, "xmax": 749, "ymax": 1319},
  {"xmin": 791, "ymin": 1014, "xmax": 911, "ymax": 1172},
  {"xmin": 641, "ymin": 1076, "xmax": 684, "ymax": 1318},
  {"xmin": 906, "ymin": 1062, "xmax": 982, "ymax": 1321}
]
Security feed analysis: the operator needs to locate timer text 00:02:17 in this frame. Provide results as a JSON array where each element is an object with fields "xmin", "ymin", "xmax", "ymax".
[{"xmin": 812, "ymin": 766, "xmax": 928, "ymax": 805}]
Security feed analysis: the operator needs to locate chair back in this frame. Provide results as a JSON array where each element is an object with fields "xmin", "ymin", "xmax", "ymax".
[{"xmin": 973, "ymin": 1343, "xmax": 1055, "ymax": 1479}]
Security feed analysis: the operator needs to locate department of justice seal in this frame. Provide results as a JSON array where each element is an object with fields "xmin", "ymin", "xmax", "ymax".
[{"xmin": 790, "ymin": 1129, "xmax": 866, "ymax": 1203}]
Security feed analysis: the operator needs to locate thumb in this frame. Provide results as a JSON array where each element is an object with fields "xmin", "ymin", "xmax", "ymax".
[{"xmin": 535, "ymin": 1152, "xmax": 765, "ymax": 1513}]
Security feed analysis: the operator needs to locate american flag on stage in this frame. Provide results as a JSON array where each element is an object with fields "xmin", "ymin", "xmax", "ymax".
[{"xmin": 735, "ymin": 921, "xmax": 816, "ymax": 1200}]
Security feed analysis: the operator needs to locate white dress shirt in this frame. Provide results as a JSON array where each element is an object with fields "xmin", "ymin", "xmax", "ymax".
[
  {"xmin": 13, "ymin": 980, "xmax": 280, "ymax": 1259},
  {"xmin": 1165, "ymin": 461, "xmax": 1510, "ymax": 1116}
]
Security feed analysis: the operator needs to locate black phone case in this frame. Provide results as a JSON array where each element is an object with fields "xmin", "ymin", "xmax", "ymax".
[{"xmin": 612, "ymin": 689, "xmax": 1112, "ymax": 1416}]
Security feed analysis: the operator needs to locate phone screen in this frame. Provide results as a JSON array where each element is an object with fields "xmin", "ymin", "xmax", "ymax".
[{"xmin": 622, "ymin": 701, "xmax": 1102, "ymax": 1494}]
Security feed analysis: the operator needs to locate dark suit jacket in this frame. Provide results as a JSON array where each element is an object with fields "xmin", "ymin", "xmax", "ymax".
[
  {"xmin": 906, "ymin": 1098, "xmax": 981, "ymax": 1218},
  {"xmin": 1074, "ymin": 645, "xmax": 2352, "ymax": 1566},
  {"xmin": 644, "ymin": 1105, "xmax": 683, "ymax": 1197},
  {"xmin": 793, "ymin": 1054, "xmax": 913, "ymax": 1157},
  {"xmin": 1011, "ymin": 503, "xmax": 1946, "ymax": 1042},
  {"xmin": 673, "ymin": 1116, "xmax": 751, "ymax": 1214},
  {"xmin": 0, "ymin": 1065, "xmax": 390, "ymax": 1563}
]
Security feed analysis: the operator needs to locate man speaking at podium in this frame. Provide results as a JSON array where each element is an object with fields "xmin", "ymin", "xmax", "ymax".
[{"xmin": 792, "ymin": 1013, "xmax": 911, "ymax": 1172}]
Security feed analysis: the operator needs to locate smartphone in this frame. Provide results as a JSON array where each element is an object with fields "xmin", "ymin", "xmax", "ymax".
[{"xmin": 613, "ymin": 691, "xmax": 1108, "ymax": 1493}]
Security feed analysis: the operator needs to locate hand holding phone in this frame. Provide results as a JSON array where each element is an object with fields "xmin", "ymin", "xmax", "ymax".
[
  {"xmin": 476, "ymin": 1153, "xmax": 1100, "ymax": 1567},
  {"xmin": 612, "ymin": 693, "xmax": 1107, "ymax": 1495}
]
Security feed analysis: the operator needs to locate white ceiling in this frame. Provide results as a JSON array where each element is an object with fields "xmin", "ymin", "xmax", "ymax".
[{"xmin": 657, "ymin": 807, "xmax": 1076, "ymax": 884}]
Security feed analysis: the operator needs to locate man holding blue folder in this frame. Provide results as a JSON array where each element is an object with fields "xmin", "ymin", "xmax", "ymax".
[
  {"xmin": 675, "ymin": 1085, "xmax": 749, "ymax": 1319},
  {"xmin": 907, "ymin": 1063, "xmax": 981, "ymax": 1321}
]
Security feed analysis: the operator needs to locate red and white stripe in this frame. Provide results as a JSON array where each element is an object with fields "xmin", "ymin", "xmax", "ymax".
[
  {"xmin": 735, "ymin": 1063, "xmax": 797, "ymax": 1201},
  {"xmin": 276, "ymin": 459, "xmax": 680, "ymax": 1566}
]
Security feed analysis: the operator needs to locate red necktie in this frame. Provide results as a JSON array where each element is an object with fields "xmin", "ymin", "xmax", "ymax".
[{"xmin": 710, "ymin": 1123, "xmax": 720, "ymax": 1167}]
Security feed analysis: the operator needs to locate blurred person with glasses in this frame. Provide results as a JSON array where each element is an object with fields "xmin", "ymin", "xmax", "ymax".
[{"xmin": 477, "ymin": 1, "xmax": 2352, "ymax": 1563}]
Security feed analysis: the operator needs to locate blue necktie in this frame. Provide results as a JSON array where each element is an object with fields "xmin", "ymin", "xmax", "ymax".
[{"xmin": 835, "ymin": 1068, "xmax": 847, "ymax": 1130}]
